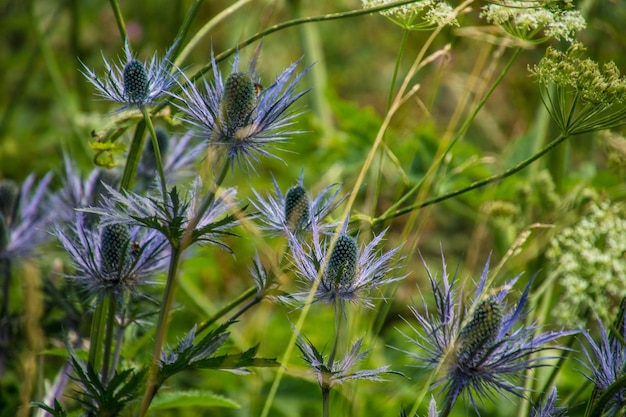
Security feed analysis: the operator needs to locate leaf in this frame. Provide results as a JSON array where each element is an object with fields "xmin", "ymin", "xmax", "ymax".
[
  {"xmin": 190, "ymin": 344, "xmax": 279, "ymax": 370},
  {"xmin": 150, "ymin": 390, "xmax": 240, "ymax": 410}
]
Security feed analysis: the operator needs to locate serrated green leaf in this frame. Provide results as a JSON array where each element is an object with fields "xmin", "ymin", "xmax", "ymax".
[{"xmin": 150, "ymin": 390, "xmax": 240, "ymax": 410}]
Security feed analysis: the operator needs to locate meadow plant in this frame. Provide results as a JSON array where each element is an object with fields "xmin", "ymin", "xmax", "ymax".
[{"xmin": 2, "ymin": 1, "xmax": 626, "ymax": 417}]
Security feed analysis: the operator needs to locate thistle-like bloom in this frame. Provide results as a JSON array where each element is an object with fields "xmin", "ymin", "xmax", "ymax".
[
  {"xmin": 295, "ymin": 330, "xmax": 391, "ymax": 390},
  {"xmin": 581, "ymin": 316, "xmax": 626, "ymax": 416},
  {"xmin": 399, "ymin": 253, "xmax": 575, "ymax": 415},
  {"xmin": 171, "ymin": 50, "xmax": 310, "ymax": 168},
  {"xmin": 0, "ymin": 173, "xmax": 53, "ymax": 261},
  {"xmin": 362, "ymin": 0, "xmax": 458, "ymax": 30},
  {"xmin": 480, "ymin": 1, "xmax": 585, "ymax": 43},
  {"xmin": 54, "ymin": 214, "xmax": 169, "ymax": 300},
  {"xmin": 530, "ymin": 387, "xmax": 566, "ymax": 417},
  {"xmin": 81, "ymin": 40, "xmax": 177, "ymax": 111},
  {"xmin": 84, "ymin": 180, "xmax": 239, "ymax": 249},
  {"xmin": 288, "ymin": 218, "xmax": 403, "ymax": 307},
  {"xmin": 250, "ymin": 172, "xmax": 344, "ymax": 237}
]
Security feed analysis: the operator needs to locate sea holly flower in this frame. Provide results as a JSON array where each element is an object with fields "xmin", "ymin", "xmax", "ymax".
[
  {"xmin": 0, "ymin": 173, "xmax": 53, "ymax": 261},
  {"xmin": 83, "ymin": 179, "xmax": 239, "ymax": 249},
  {"xmin": 250, "ymin": 172, "xmax": 344, "ymax": 237},
  {"xmin": 171, "ymin": 50, "xmax": 310, "ymax": 169},
  {"xmin": 295, "ymin": 329, "xmax": 392, "ymax": 390},
  {"xmin": 81, "ymin": 40, "xmax": 178, "ymax": 111},
  {"xmin": 480, "ymin": 1, "xmax": 585, "ymax": 43},
  {"xmin": 361, "ymin": 0, "xmax": 458, "ymax": 30},
  {"xmin": 54, "ymin": 213, "xmax": 169, "ymax": 300},
  {"xmin": 581, "ymin": 316, "xmax": 626, "ymax": 416},
  {"xmin": 399, "ymin": 253, "xmax": 575, "ymax": 416},
  {"xmin": 288, "ymin": 218, "xmax": 403, "ymax": 307},
  {"xmin": 530, "ymin": 387, "xmax": 567, "ymax": 417}
]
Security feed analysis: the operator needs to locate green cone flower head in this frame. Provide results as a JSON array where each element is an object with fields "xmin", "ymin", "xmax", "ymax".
[
  {"xmin": 285, "ymin": 185, "xmax": 311, "ymax": 233},
  {"xmin": 459, "ymin": 295, "xmax": 503, "ymax": 358},
  {"xmin": 220, "ymin": 72, "xmax": 257, "ymax": 136},
  {"xmin": 123, "ymin": 60, "xmax": 149, "ymax": 104},
  {"xmin": 325, "ymin": 235, "xmax": 359, "ymax": 290},
  {"xmin": 0, "ymin": 179, "xmax": 19, "ymax": 225},
  {"xmin": 100, "ymin": 223, "xmax": 132, "ymax": 277}
]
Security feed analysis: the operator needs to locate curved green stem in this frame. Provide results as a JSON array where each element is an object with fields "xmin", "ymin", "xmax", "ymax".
[
  {"xmin": 109, "ymin": 0, "xmax": 127, "ymax": 42},
  {"xmin": 140, "ymin": 106, "xmax": 168, "ymax": 201},
  {"xmin": 374, "ymin": 133, "xmax": 569, "ymax": 225},
  {"xmin": 87, "ymin": 294, "xmax": 108, "ymax": 374}
]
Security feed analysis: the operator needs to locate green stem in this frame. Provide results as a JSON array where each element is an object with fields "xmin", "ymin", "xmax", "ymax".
[
  {"xmin": 141, "ymin": 106, "xmax": 168, "ymax": 201},
  {"xmin": 119, "ymin": 120, "xmax": 146, "ymax": 191},
  {"xmin": 137, "ymin": 246, "xmax": 182, "ymax": 417},
  {"xmin": 379, "ymin": 47, "xmax": 523, "ymax": 221},
  {"xmin": 387, "ymin": 29, "xmax": 409, "ymax": 113},
  {"xmin": 87, "ymin": 294, "xmax": 109, "ymax": 373},
  {"xmin": 196, "ymin": 286, "xmax": 256, "ymax": 334},
  {"xmin": 109, "ymin": 0, "xmax": 127, "ymax": 42},
  {"xmin": 322, "ymin": 387, "xmax": 330, "ymax": 417},
  {"xmin": 327, "ymin": 302, "xmax": 343, "ymax": 368},
  {"xmin": 374, "ymin": 133, "xmax": 569, "ymax": 225},
  {"xmin": 0, "ymin": 259, "xmax": 11, "ymax": 374},
  {"xmin": 170, "ymin": 0, "xmax": 205, "ymax": 59},
  {"xmin": 101, "ymin": 294, "xmax": 117, "ymax": 383}
]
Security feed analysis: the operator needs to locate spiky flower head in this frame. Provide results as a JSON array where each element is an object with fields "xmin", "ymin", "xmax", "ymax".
[
  {"xmin": 581, "ymin": 312, "xmax": 626, "ymax": 416},
  {"xmin": 530, "ymin": 387, "xmax": 566, "ymax": 417},
  {"xmin": 295, "ymin": 328, "xmax": 392, "ymax": 390},
  {"xmin": 250, "ymin": 172, "xmax": 344, "ymax": 237},
  {"xmin": 0, "ymin": 173, "xmax": 53, "ymax": 261},
  {"xmin": 480, "ymin": 1, "xmax": 585, "ymax": 43},
  {"xmin": 399, "ymin": 253, "xmax": 575, "ymax": 415},
  {"xmin": 81, "ymin": 40, "xmax": 178, "ymax": 111},
  {"xmin": 288, "ymin": 217, "xmax": 404, "ymax": 307},
  {"xmin": 55, "ymin": 214, "xmax": 168, "ymax": 300},
  {"xmin": 172, "ymin": 50, "xmax": 310, "ymax": 169},
  {"xmin": 361, "ymin": 0, "xmax": 458, "ymax": 30}
]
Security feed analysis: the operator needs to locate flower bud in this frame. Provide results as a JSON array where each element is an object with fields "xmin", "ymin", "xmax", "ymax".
[
  {"xmin": 100, "ymin": 223, "xmax": 132, "ymax": 276},
  {"xmin": 123, "ymin": 60, "xmax": 149, "ymax": 104},
  {"xmin": 285, "ymin": 185, "xmax": 310, "ymax": 232},
  {"xmin": 459, "ymin": 296, "xmax": 503, "ymax": 357},
  {"xmin": 220, "ymin": 72, "xmax": 256, "ymax": 133},
  {"xmin": 326, "ymin": 235, "xmax": 358, "ymax": 289}
]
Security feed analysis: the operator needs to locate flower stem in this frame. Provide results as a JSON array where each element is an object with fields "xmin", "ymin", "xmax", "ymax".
[
  {"xmin": 87, "ymin": 293, "xmax": 108, "ymax": 373},
  {"xmin": 387, "ymin": 29, "xmax": 409, "ymax": 113},
  {"xmin": 137, "ymin": 246, "xmax": 182, "ymax": 417},
  {"xmin": 101, "ymin": 294, "xmax": 117, "ymax": 383},
  {"xmin": 109, "ymin": 0, "xmax": 127, "ymax": 42},
  {"xmin": 322, "ymin": 387, "xmax": 331, "ymax": 417},
  {"xmin": 327, "ymin": 302, "xmax": 343, "ymax": 368},
  {"xmin": 0, "ymin": 259, "xmax": 11, "ymax": 374},
  {"xmin": 141, "ymin": 106, "xmax": 168, "ymax": 201},
  {"xmin": 119, "ymin": 120, "xmax": 146, "ymax": 191}
]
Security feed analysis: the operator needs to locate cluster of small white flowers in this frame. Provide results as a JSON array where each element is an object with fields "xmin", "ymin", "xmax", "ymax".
[
  {"xmin": 481, "ymin": 1, "xmax": 586, "ymax": 42},
  {"xmin": 362, "ymin": 0, "xmax": 458, "ymax": 29},
  {"xmin": 547, "ymin": 201, "xmax": 626, "ymax": 326}
]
